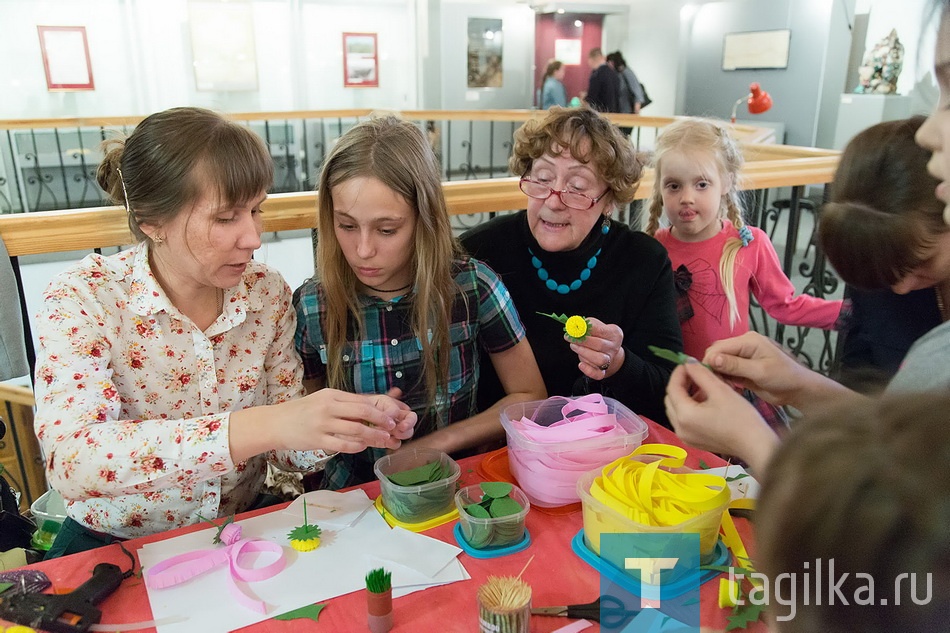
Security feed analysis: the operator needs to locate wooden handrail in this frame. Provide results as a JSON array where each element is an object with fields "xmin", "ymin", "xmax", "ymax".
[
  {"xmin": 0, "ymin": 109, "xmax": 774, "ymax": 144},
  {"xmin": 0, "ymin": 151, "xmax": 837, "ymax": 258},
  {"xmin": 0, "ymin": 383, "xmax": 35, "ymax": 407}
]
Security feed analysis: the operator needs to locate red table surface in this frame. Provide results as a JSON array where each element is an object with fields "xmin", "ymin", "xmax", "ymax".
[{"xmin": 4, "ymin": 421, "xmax": 766, "ymax": 633}]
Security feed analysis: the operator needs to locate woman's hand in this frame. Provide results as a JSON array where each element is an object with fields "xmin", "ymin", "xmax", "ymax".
[
  {"xmin": 568, "ymin": 317, "xmax": 626, "ymax": 380},
  {"xmin": 702, "ymin": 331, "xmax": 847, "ymax": 412},
  {"xmin": 231, "ymin": 388, "xmax": 419, "ymax": 463},
  {"xmin": 384, "ymin": 387, "xmax": 417, "ymax": 441},
  {"xmin": 664, "ymin": 362, "xmax": 779, "ymax": 474}
]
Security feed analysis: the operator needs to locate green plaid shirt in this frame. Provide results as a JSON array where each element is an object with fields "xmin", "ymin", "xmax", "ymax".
[{"xmin": 293, "ymin": 257, "xmax": 525, "ymax": 489}]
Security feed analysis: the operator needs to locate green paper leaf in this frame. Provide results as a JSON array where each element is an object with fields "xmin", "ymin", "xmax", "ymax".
[
  {"xmin": 648, "ymin": 345, "xmax": 690, "ymax": 365},
  {"xmin": 387, "ymin": 461, "xmax": 444, "ymax": 486},
  {"xmin": 725, "ymin": 473, "xmax": 750, "ymax": 482},
  {"xmin": 725, "ymin": 601, "xmax": 766, "ymax": 630},
  {"xmin": 0, "ymin": 582, "xmax": 13, "ymax": 595},
  {"xmin": 465, "ymin": 503, "xmax": 491, "ymax": 518},
  {"xmin": 480, "ymin": 482, "xmax": 512, "ymax": 499},
  {"xmin": 698, "ymin": 460, "xmax": 711, "ymax": 470},
  {"xmin": 465, "ymin": 522, "xmax": 493, "ymax": 548},
  {"xmin": 489, "ymin": 497, "xmax": 523, "ymax": 518},
  {"xmin": 275, "ymin": 603, "xmax": 327, "ymax": 622},
  {"xmin": 536, "ymin": 311, "xmax": 569, "ymax": 324}
]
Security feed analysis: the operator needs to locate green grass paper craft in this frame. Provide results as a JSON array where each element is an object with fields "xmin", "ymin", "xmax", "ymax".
[
  {"xmin": 461, "ymin": 482, "xmax": 525, "ymax": 549},
  {"xmin": 275, "ymin": 603, "xmax": 327, "ymax": 622},
  {"xmin": 537, "ymin": 312, "xmax": 592, "ymax": 342},
  {"xmin": 365, "ymin": 567, "xmax": 392, "ymax": 593}
]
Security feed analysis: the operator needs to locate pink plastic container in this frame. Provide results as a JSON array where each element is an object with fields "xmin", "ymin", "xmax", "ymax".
[{"xmin": 500, "ymin": 396, "xmax": 648, "ymax": 508}]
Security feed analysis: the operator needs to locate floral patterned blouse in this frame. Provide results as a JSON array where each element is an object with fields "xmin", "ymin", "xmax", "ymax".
[{"xmin": 34, "ymin": 242, "xmax": 329, "ymax": 539}]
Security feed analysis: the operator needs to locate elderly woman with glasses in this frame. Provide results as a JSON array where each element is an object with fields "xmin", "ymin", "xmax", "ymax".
[{"xmin": 461, "ymin": 107, "xmax": 682, "ymax": 425}]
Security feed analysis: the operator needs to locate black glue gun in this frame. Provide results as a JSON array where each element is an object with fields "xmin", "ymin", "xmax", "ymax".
[{"xmin": 0, "ymin": 562, "xmax": 124, "ymax": 633}]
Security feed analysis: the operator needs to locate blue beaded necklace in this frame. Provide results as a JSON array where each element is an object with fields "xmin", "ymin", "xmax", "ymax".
[{"xmin": 529, "ymin": 247, "xmax": 602, "ymax": 294}]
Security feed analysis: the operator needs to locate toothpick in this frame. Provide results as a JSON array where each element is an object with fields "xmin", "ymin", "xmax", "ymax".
[{"xmin": 516, "ymin": 554, "xmax": 535, "ymax": 580}]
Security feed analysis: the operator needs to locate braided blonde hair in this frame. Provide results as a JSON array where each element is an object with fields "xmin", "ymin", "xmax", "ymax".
[{"xmin": 645, "ymin": 118, "xmax": 747, "ymax": 329}]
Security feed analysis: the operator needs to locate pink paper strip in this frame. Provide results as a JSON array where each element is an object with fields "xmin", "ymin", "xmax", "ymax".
[{"xmin": 552, "ymin": 619, "xmax": 593, "ymax": 633}]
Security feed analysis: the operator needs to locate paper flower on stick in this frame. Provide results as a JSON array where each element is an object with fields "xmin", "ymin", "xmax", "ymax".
[
  {"xmin": 288, "ymin": 501, "xmax": 323, "ymax": 552},
  {"xmin": 537, "ymin": 312, "xmax": 591, "ymax": 342}
]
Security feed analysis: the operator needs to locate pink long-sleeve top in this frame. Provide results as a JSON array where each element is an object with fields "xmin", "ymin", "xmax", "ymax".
[{"xmin": 654, "ymin": 220, "xmax": 844, "ymax": 359}]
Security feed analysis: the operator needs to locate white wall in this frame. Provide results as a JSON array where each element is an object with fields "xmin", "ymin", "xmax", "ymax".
[
  {"xmin": 438, "ymin": 1, "xmax": 536, "ymax": 110},
  {"xmin": 0, "ymin": 0, "xmax": 419, "ymax": 119}
]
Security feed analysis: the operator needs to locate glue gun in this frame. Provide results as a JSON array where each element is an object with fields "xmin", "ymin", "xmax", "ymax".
[{"xmin": 0, "ymin": 562, "xmax": 123, "ymax": 633}]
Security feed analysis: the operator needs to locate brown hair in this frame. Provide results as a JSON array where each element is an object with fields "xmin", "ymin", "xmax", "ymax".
[
  {"xmin": 542, "ymin": 59, "xmax": 563, "ymax": 85},
  {"xmin": 97, "ymin": 107, "xmax": 273, "ymax": 242},
  {"xmin": 818, "ymin": 116, "xmax": 946, "ymax": 290},
  {"xmin": 509, "ymin": 106, "xmax": 642, "ymax": 211},
  {"xmin": 316, "ymin": 116, "xmax": 461, "ymax": 419},
  {"xmin": 757, "ymin": 391, "xmax": 950, "ymax": 632},
  {"xmin": 645, "ymin": 118, "xmax": 746, "ymax": 328}
]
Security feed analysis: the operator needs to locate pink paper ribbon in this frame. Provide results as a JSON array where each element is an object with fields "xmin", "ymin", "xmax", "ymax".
[
  {"xmin": 508, "ymin": 395, "xmax": 633, "ymax": 506},
  {"xmin": 145, "ymin": 523, "xmax": 286, "ymax": 613}
]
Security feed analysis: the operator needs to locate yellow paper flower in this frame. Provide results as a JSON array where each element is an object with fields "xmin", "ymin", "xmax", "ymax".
[
  {"xmin": 288, "ymin": 523, "xmax": 322, "ymax": 552},
  {"xmin": 564, "ymin": 315, "xmax": 589, "ymax": 339},
  {"xmin": 290, "ymin": 536, "xmax": 321, "ymax": 552}
]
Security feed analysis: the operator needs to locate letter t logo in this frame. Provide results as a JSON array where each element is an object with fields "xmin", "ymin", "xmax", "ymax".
[{"xmin": 625, "ymin": 558, "xmax": 679, "ymax": 608}]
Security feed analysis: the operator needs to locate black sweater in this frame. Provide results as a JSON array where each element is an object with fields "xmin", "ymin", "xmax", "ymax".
[{"xmin": 461, "ymin": 211, "xmax": 683, "ymax": 426}]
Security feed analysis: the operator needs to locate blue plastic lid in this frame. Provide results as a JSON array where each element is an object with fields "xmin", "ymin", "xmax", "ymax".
[
  {"xmin": 571, "ymin": 529, "xmax": 727, "ymax": 599},
  {"xmin": 453, "ymin": 523, "xmax": 531, "ymax": 559}
]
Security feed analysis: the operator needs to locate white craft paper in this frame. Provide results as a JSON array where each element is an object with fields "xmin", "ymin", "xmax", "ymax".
[
  {"xmin": 704, "ymin": 465, "xmax": 760, "ymax": 501},
  {"xmin": 140, "ymin": 505, "xmax": 468, "ymax": 633},
  {"xmin": 284, "ymin": 489, "xmax": 375, "ymax": 529},
  {"xmin": 366, "ymin": 526, "xmax": 462, "ymax": 579}
]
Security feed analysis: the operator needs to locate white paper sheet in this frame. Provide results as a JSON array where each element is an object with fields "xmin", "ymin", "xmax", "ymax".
[
  {"xmin": 705, "ymin": 465, "xmax": 760, "ymax": 501},
  {"xmin": 283, "ymin": 489, "xmax": 376, "ymax": 529},
  {"xmin": 139, "ymin": 504, "xmax": 468, "ymax": 633}
]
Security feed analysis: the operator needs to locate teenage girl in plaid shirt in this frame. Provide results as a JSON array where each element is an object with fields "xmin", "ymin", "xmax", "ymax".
[{"xmin": 294, "ymin": 117, "xmax": 546, "ymax": 489}]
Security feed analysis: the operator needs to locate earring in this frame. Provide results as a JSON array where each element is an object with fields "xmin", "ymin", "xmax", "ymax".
[
  {"xmin": 601, "ymin": 214, "xmax": 610, "ymax": 235},
  {"xmin": 152, "ymin": 234, "xmax": 165, "ymax": 245}
]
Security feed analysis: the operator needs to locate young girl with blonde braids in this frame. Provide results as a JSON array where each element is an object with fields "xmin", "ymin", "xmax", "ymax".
[{"xmin": 646, "ymin": 118, "xmax": 846, "ymax": 428}]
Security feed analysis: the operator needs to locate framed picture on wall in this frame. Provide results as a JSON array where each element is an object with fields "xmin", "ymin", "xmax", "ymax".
[
  {"xmin": 554, "ymin": 39, "xmax": 582, "ymax": 66},
  {"xmin": 343, "ymin": 33, "xmax": 379, "ymax": 88},
  {"xmin": 37, "ymin": 26, "xmax": 95, "ymax": 91},
  {"xmin": 189, "ymin": 2, "xmax": 259, "ymax": 91},
  {"xmin": 467, "ymin": 18, "xmax": 503, "ymax": 88},
  {"xmin": 722, "ymin": 29, "xmax": 791, "ymax": 70}
]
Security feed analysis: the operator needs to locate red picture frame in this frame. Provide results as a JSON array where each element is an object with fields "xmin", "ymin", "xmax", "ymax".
[
  {"xmin": 343, "ymin": 32, "xmax": 379, "ymax": 88},
  {"xmin": 37, "ymin": 26, "xmax": 95, "ymax": 91}
]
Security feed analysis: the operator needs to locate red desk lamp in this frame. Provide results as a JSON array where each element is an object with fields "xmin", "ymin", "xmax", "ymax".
[{"xmin": 730, "ymin": 82, "xmax": 772, "ymax": 123}]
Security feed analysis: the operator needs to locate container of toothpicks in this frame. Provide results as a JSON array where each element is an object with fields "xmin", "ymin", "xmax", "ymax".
[{"xmin": 477, "ymin": 575, "xmax": 531, "ymax": 633}]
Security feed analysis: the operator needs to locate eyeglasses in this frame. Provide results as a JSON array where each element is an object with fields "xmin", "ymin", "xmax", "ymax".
[{"xmin": 519, "ymin": 177, "xmax": 609, "ymax": 210}]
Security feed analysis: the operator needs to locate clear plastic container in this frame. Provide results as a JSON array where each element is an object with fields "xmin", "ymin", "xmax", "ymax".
[
  {"xmin": 576, "ymin": 462, "xmax": 728, "ymax": 562},
  {"xmin": 455, "ymin": 483, "xmax": 530, "ymax": 550},
  {"xmin": 30, "ymin": 489, "xmax": 67, "ymax": 527},
  {"xmin": 500, "ymin": 397, "xmax": 649, "ymax": 508},
  {"xmin": 374, "ymin": 448, "xmax": 461, "ymax": 524}
]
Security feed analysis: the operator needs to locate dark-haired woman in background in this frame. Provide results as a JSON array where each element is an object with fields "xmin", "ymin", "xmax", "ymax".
[{"xmin": 820, "ymin": 116, "xmax": 949, "ymax": 393}]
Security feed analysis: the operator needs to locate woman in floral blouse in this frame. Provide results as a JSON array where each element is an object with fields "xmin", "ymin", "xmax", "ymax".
[{"xmin": 33, "ymin": 107, "xmax": 416, "ymax": 556}]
